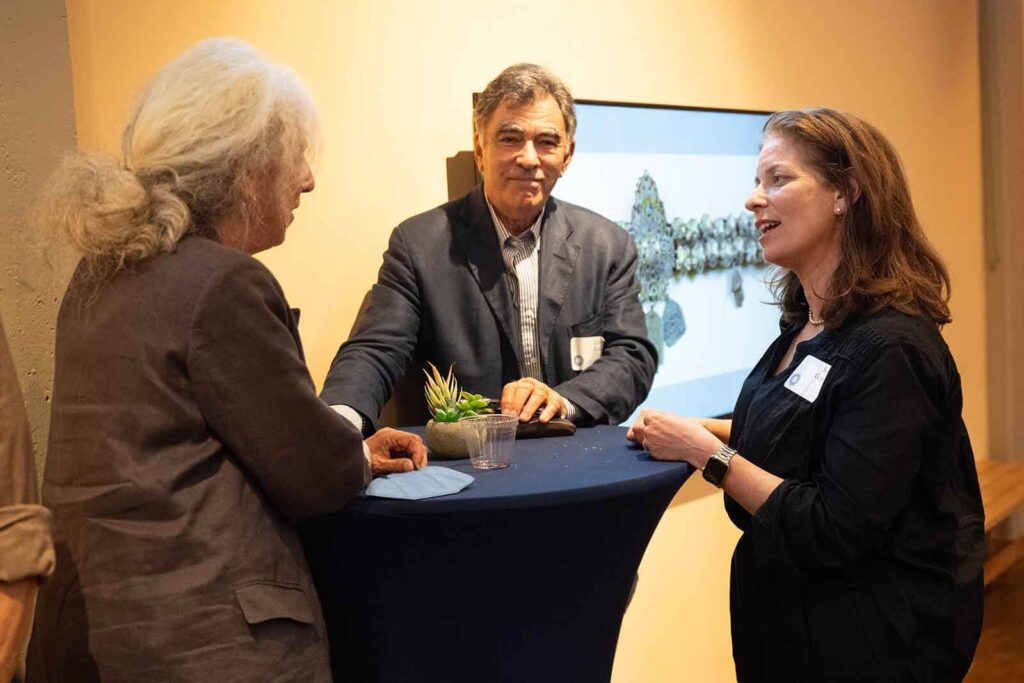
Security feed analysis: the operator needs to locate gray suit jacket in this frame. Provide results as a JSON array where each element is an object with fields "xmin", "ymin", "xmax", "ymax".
[
  {"xmin": 321, "ymin": 185, "xmax": 657, "ymax": 428},
  {"xmin": 28, "ymin": 237, "xmax": 367, "ymax": 682}
]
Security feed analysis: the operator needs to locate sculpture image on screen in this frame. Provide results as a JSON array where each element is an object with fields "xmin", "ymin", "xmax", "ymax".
[{"xmin": 553, "ymin": 101, "xmax": 778, "ymax": 419}]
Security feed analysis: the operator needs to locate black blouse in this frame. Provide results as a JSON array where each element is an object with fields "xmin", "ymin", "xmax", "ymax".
[{"xmin": 725, "ymin": 309, "xmax": 985, "ymax": 683}]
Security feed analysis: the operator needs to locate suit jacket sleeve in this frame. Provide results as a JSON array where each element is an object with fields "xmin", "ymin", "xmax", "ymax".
[
  {"xmin": 188, "ymin": 258, "xmax": 369, "ymax": 523},
  {"xmin": 554, "ymin": 233, "xmax": 657, "ymax": 424},
  {"xmin": 320, "ymin": 226, "xmax": 422, "ymax": 428},
  {"xmin": 0, "ymin": 317, "xmax": 54, "ymax": 583}
]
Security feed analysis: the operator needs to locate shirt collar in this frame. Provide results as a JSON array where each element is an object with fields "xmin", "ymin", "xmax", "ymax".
[{"xmin": 485, "ymin": 195, "xmax": 544, "ymax": 246}]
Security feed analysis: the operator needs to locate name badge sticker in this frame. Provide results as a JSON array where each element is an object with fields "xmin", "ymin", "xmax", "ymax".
[
  {"xmin": 570, "ymin": 336, "xmax": 604, "ymax": 371},
  {"xmin": 784, "ymin": 354, "xmax": 832, "ymax": 403}
]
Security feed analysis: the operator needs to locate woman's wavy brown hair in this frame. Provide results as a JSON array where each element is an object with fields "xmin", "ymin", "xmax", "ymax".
[{"xmin": 764, "ymin": 108, "xmax": 951, "ymax": 328}]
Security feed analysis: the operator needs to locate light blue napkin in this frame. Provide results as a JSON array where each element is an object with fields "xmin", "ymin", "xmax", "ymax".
[{"xmin": 364, "ymin": 466, "xmax": 474, "ymax": 500}]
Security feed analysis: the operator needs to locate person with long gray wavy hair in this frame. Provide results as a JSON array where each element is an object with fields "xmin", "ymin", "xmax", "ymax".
[{"xmin": 26, "ymin": 37, "xmax": 426, "ymax": 682}]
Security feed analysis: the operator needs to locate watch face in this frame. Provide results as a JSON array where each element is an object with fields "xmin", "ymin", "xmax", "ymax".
[{"xmin": 702, "ymin": 454, "xmax": 728, "ymax": 487}]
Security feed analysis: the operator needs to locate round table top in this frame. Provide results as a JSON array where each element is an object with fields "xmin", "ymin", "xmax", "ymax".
[{"xmin": 352, "ymin": 424, "xmax": 692, "ymax": 514}]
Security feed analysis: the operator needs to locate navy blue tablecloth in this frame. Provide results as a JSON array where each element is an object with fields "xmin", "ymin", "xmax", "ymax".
[
  {"xmin": 356, "ymin": 423, "xmax": 689, "ymax": 512},
  {"xmin": 301, "ymin": 425, "xmax": 692, "ymax": 683}
]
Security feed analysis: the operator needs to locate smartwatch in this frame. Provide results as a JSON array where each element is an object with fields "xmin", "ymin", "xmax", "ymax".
[{"xmin": 702, "ymin": 444, "xmax": 737, "ymax": 487}]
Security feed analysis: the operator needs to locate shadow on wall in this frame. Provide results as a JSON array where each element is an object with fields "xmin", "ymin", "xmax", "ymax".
[{"xmin": 446, "ymin": 151, "xmax": 477, "ymax": 202}]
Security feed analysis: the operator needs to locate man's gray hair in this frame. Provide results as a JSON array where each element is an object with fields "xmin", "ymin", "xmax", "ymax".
[{"xmin": 473, "ymin": 64, "xmax": 576, "ymax": 139}]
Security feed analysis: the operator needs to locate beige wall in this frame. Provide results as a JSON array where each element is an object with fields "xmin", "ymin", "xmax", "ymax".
[
  {"xmin": 0, "ymin": 0, "xmax": 77, "ymax": 476},
  {"xmin": 63, "ymin": 1, "xmax": 986, "ymax": 681}
]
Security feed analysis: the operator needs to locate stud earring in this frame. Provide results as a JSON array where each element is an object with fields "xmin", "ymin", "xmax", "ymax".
[{"xmin": 834, "ymin": 206, "xmax": 843, "ymax": 214}]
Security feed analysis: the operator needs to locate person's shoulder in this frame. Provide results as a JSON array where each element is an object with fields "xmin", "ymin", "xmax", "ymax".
[
  {"xmin": 380, "ymin": 194, "xmax": 470, "ymax": 260},
  {"xmin": 172, "ymin": 234, "xmax": 256, "ymax": 264},
  {"xmin": 394, "ymin": 190, "xmax": 474, "ymax": 235},
  {"xmin": 173, "ymin": 236, "xmax": 273, "ymax": 276},
  {"xmin": 550, "ymin": 195, "xmax": 622, "ymax": 233},
  {"xmin": 549, "ymin": 195, "xmax": 632, "ymax": 254},
  {"xmin": 164, "ymin": 237, "xmax": 282, "ymax": 302},
  {"xmin": 836, "ymin": 308, "xmax": 950, "ymax": 373},
  {"xmin": 849, "ymin": 308, "xmax": 942, "ymax": 345},
  {"xmin": 60, "ymin": 237, "xmax": 285, "ymax": 336},
  {"xmin": 72, "ymin": 236, "xmax": 269, "ymax": 304},
  {"xmin": 170, "ymin": 240, "xmax": 294, "ymax": 336}
]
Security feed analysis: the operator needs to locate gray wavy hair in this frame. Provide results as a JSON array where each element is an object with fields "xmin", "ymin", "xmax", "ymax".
[
  {"xmin": 473, "ymin": 64, "xmax": 576, "ymax": 139},
  {"xmin": 42, "ymin": 37, "xmax": 319, "ymax": 281}
]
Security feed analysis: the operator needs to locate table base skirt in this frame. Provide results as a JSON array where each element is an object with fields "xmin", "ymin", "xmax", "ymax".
[{"xmin": 301, "ymin": 483, "xmax": 680, "ymax": 683}]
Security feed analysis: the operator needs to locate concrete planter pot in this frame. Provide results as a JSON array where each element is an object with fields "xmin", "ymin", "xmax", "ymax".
[{"xmin": 424, "ymin": 419, "xmax": 471, "ymax": 459}]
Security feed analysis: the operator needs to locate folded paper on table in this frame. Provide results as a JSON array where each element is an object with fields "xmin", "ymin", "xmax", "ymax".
[{"xmin": 364, "ymin": 466, "xmax": 475, "ymax": 500}]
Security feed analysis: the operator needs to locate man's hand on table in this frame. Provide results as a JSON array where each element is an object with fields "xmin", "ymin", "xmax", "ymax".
[
  {"xmin": 366, "ymin": 427, "xmax": 428, "ymax": 475},
  {"xmin": 500, "ymin": 377, "xmax": 565, "ymax": 424}
]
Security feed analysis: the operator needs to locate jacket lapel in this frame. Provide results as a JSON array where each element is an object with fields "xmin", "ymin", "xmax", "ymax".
[
  {"xmin": 456, "ymin": 186, "xmax": 524, "ymax": 373},
  {"xmin": 537, "ymin": 199, "xmax": 581, "ymax": 378}
]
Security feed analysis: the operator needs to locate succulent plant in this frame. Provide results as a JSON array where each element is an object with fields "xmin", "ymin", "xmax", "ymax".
[{"xmin": 423, "ymin": 362, "xmax": 492, "ymax": 423}]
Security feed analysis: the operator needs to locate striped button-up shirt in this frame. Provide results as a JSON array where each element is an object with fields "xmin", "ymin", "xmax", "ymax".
[
  {"xmin": 487, "ymin": 201, "xmax": 544, "ymax": 381},
  {"xmin": 486, "ymin": 200, "xmax": 577, "ymax": 420}
]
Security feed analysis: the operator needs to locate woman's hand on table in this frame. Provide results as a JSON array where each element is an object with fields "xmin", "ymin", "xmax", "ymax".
[
  {"xmin": 626, "ymin": 410, "xmax": 723, "ymax": 469},
  {"xmin": 366, "ymin": 428, "xmax": 428, "ymax": 475}
]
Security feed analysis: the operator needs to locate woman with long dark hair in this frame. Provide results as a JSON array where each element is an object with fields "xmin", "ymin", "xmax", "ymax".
[{"xmin": 629, "ymin": 108, "xmax": 984, "ymax": 682}]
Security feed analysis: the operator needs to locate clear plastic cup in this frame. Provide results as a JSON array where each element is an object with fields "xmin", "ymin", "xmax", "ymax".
[{"xmin": 462, "ymin": 414, "xmax": 518, "ymax": 470}]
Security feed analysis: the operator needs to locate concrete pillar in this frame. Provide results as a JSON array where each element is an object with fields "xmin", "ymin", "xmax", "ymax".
[{"xmin": 0, "ymin": 0, "xmax": 77, "ymax": 479}]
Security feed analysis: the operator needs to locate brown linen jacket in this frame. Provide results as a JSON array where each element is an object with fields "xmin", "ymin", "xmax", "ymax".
[
  {"xmin": 0, "ymin": 317, "xmax": 54, "ymax": 584},
  {"xmin": 27, "ymin": 237, "xmax": 368, "ymax": 682}
]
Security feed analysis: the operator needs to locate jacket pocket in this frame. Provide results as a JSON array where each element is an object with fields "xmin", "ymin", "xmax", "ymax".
[
  {"xmin": 235, "ymin": 582, "xmax": 315, "ymax": 625},
  {"xmin": 569, "ymin": 311, "xmax": 604, "ymax": 338}
]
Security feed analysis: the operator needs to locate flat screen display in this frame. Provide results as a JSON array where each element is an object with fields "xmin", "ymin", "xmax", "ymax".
[{"xmin": 553, "ymin": 101, "xmax": 779, "ymax": 419}]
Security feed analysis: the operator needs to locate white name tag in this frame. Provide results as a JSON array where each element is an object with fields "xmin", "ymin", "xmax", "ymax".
[
  {"xmin": 570, "ymin": 336, "xmax": 604, "ymax": 371},
  {"xmin": 784, "ymin": 354, "xmax": 831, "ymax": 403}
]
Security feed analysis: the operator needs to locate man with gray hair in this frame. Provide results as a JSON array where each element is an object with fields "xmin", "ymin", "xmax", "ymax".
[{"xmin": 323, "ymin": 63, "xmax": 656, "ymax": 430}]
